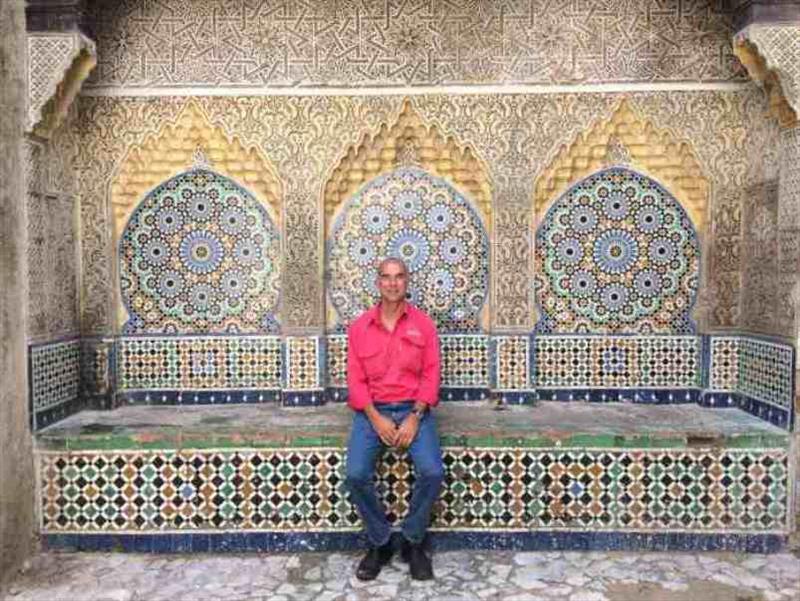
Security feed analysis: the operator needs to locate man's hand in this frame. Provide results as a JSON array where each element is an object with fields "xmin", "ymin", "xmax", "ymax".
[
  {"xmin": 395, "ymin": 414, "xmax": 419, "ymax": 449},
  {"xmin": 365, "ymin": 407, "xmax": 398, "ymax": 446}
]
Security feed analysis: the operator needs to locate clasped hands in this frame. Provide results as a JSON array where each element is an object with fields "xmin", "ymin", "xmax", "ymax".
[{"xmin": 370, "ymin": 412, "xmax": 419, "ymax": 449}]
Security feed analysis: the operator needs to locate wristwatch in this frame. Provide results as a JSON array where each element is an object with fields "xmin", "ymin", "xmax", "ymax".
[{"xmin": 411, "ymin": 405, "xmax": 427, "ymax": 418}]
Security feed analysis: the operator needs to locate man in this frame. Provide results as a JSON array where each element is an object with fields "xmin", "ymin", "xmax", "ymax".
[{"xmin": 345, "ymin": 257, "xmax": 444, "ymax": 581}]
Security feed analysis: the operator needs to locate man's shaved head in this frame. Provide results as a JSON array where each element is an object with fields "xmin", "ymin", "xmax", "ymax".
[{"xmin": 377, "ymin": 257, "xmax": 409, "ymax": 277}]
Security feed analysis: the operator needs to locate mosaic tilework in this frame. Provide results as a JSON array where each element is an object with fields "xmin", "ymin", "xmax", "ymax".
[
  {"xmin": 440, "ymin": 336, "xmax": 489, "ymax": 388},
  {"xmin": 118, "ymin": 337, "xmax": 282, "ymax": 392},
  {"xmin": 535, "ymin": 168, "xmax": 700, "ymax": 335},
  {"xmin": 29, "ymin": 339, "xmax": 81, "ymax": 427},
  {"xmin": 738, "ymin": 338, "xmax": 794, "ymax": 411},
  {"xmin": 709, "ymin": 337, "xmax": 740, "ymax": 391},
  {"xmin": 119, "ymin": 169, "xmax": 280, "ymax": 335},
  {"xmin": 328, "ymin": 167, "xmax": 489, "ymax": 332},
  {"xmin": 39, "ymin": 447, "xmax": 789, "ymax": 534},
  {"xmin": 286, "ymin": 337, "xmax": 320, "ymax": 391},
  {"xmin": 495, "ymin": 337, "xmax": 529, "ymax": 390},
  {"xmin": 326, "ymin": 336, "xmax": 348, "ymax": 388},
  {"xmin": 533, "ymin": 336, "xmax": 700, "ymax": 389}
]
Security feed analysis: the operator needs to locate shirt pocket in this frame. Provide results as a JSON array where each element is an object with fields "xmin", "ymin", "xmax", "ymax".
[
  {"xmin": 399, "ymin": 333, "xmax": 425, "ymax": 373},
  {"xmin": 356, "ymin": 342, "xmax": 385, "ymax": 379}
]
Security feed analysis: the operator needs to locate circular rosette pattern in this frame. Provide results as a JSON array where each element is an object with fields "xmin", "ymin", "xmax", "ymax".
[
  {"xmin": 327, "ymin": 167, "xmax": 489, "ymax": 331},
  {"xmin": 535, "ymin": 167, "xmax": 699, "ymax": 334},
  {"xmin": 119, "ymin": 169, "xmax": 280, "ymax": 334}
]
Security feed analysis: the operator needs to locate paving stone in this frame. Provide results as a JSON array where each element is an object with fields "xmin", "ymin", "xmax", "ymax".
[{"xmin": 3, "ymin": 551, "xmax": 800, "ymax": 601}]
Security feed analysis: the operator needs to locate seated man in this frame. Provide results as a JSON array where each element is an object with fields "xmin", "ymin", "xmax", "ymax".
[{"xmin": 345, "ymin": 257, "xmax": 444, "ymax": 581}]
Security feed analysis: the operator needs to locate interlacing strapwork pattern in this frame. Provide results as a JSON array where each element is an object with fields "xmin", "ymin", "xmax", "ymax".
[
  {"xmin": 40, "ymin": 448, "xmax": 788, "ymax": 533},
  {"xmin": 326, "ymin": 336, "xmax": 348, "ymax": 388},
  {"xmin": 440, "ymin": 336, "xmax": 489, "ymax": 387},
  {"xmin": 119, "ymin": 169, "xmax": 280, "ymax": 334},
  {"xmin": 495, "ymin": 337, "xmax": 529, "ymax": 390},
  {"xmin": 534, "ymin": 336, "xmax": 700, "ymax": 389},
  {"xmin": 85, "ymin": 0, "xmax": 744, "ymax": 89},
  {"xmin": 738, "ymin": 339, "xmax": 794, "ymax": 411},
  {"xmin": 710, "ymin": 337, "xmax": 739, "ymax": 391},
  {"xmin": 27, "ymin": 34, "xmax": 90, "ymax": 130},
  {"xmin": 30, "ymin": 341, "xmax": 80, "ymax": 413},
  {"xmin": 328, "ymin": 167, "xmax": 489, "ymax": 332},
  {"xmin": 118, "ymin": 337, "xmax": 282, "ymax": 391},
  {"xmin": 745, "ymin": 25, "xmax": 800, "ymax": 119},
  {"xmin": 535, "ymin": 168, "xmax": 700, "ymax": 335},
  {"xmin": 286, "ymin": 337, "xmax": 320, "ymax": 390}
]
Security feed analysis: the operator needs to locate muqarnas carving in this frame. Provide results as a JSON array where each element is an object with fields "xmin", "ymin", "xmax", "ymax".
[
  {"xmin": 327, "ymin": 167, "xmax": 489, "ymax": 332},
  {"xmin": 535, "ymin": 167, "xmax": 699, "ymax": 334},
  {"xmin": 119, "ymin": 169, "xmax": 281, "ymax": 334}
]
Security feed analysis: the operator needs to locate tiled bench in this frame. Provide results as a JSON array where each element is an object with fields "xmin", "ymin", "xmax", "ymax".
[{"xmin": 36, "ymin": 401, "xmax": 791, "ymax": 554}]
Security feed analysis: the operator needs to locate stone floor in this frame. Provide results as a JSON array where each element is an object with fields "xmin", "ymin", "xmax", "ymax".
[{"xmin": 2, "ymin": 550, "xmax": 799, "ymax": 601}]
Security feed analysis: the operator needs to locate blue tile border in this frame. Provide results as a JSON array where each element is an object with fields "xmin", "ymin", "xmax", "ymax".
[
  {"xmin": 736, "ymin": 395, "xmax": 793, "ymax": 430},
  {"xmin": 497, "ymin": 390, "xmax": 537, "ymax": 405},
  {"xmin": 533, "ymin": 388, "xmax": 701, "ymax": 404},
  {"xmin": 32, "ymin": 397, "xmax": 85, "ymax": 431},
  {"xmin": 42, "ymin": 530, "xmax": 786, "ymax": 554},
  {"xmin": 281, "ymin": 389, "xmax": 326, "ymax": 406},
  {"xmin": 440, "ymin": 387, "xmax": 492, "ymax": 401},
  {"xmin": 119, "ymin": 389, "xmax": 282, "ymax": 405}
]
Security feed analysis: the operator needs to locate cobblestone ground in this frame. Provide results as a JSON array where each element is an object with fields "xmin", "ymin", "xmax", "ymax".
[{"xmin": 2, "ymin": 550, "xmax": 799, "ymax": 601}]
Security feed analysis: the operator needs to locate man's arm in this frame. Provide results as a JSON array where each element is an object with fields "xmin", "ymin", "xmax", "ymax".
[
  {"xmin": 414, "ymin": 323, "xmax": 441, "ymax": 408},
  {"xmin": 396, "ymin": 322, "xmax": 440, "ymax": 448}
]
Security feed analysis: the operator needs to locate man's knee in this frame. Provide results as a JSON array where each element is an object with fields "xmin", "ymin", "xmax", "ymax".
[
  {"xmin": 417, "ymin": 461, "xmax": 445, "ymax": 486},
  {"xmin": 345, "ymin": 464, "xmax": 374, "ymax": 490}
]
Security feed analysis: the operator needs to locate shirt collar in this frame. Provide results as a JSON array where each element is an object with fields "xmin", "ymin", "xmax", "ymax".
[{"xmin": 367, "ymin": 301, "xmax": 410, "ymax": 325}]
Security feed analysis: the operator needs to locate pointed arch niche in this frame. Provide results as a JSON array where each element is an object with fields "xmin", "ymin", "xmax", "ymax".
[
  {"xmin": 111, "ymin": 101, "xmax": 283, "ymax": 333},
  {"xmin": 532, "ymin": 100, "xmax": 709, "ymax": 335},
  {"xmin": 533, "ymin": 99, "xmax": 709, "ymax": 234},
  {"xmin": 323, "ymin": 101, "xmax": 492, "ymax": 332}
]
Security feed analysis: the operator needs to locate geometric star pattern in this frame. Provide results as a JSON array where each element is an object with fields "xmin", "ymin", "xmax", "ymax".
[{"xmin": 40, "ymin": 447, "xmax": 788, "ymax": 533}]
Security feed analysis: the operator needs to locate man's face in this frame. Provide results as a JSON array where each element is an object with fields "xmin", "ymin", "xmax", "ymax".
[{"xmin": 376, "ymin": 261, "xmax": 409, "ymax": 304}]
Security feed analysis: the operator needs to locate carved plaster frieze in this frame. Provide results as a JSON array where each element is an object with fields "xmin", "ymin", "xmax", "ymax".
[
  {"xmin": 734, "ymin": 24, "xmax": 800, "ymax": 127},
  {"xmin": 27, "ymin": 32, "xmax": 95, "ymax": 137}
]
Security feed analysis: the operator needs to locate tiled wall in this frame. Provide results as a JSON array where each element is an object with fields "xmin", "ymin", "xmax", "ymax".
[
  {"xmin": 706, "ymin": 335, "xmax": 795, "ymax": 429},
  {"xmin": 39, "ymin": 445, "xmax": 789, "ymax": 543},
  {"xmin": 116, "ymin": 336, "xmax": 282, "ymax": 404},
  {"xmin": 28, "ymin": 333, "xmax": 794, "ymax": 430},
  {"xmin": 533, "ymin": 336, "xmax": 701, "ymax": 391},
  {"xmin": 28, "ymin": 339, "xmax": 81, "ymax": 430}
]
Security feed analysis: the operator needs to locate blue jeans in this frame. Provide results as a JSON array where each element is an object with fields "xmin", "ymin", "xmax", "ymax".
[{"xmin": 345, "ymin": 402, "xmax": 444, "ymax": 547}]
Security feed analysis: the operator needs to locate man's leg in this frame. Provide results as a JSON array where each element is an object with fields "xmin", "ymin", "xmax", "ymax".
[
  {"xmin": 344, "ymin": 411, "xmax": 392, "ymax": 548},
  {"xmin": 401, "ymin": 410, "xmax": 444, "ymax": 580}
]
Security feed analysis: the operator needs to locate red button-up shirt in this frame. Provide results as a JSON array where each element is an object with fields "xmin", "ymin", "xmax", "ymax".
[{"xmin": 347, "ymin": 303, "xmax": 440, "ymax": 411}]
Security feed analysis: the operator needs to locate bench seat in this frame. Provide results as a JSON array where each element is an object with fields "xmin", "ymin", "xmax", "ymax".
[{"xmin": 36, "ymin": 402, "xmax": 791, "ymax": 554}]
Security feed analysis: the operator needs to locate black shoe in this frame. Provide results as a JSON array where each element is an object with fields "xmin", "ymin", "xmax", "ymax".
[
  {"xmin": 355, "ymin": 539, "xmax": 395, "ymax": 581},
  {"xmin": 400, "ymin": 538, "xmax": 434, "ymax": 580}
]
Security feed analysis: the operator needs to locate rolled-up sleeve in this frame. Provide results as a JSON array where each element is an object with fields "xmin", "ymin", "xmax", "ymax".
[
  {"xmin": 346, "ymin": 326, "xmax": 373, "ymax": 411},
  {"xmin": 415, "ymin": 324, "xmax": 440, "ymax": 407}
]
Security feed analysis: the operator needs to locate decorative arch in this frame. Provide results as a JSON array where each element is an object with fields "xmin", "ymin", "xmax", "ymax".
[
  {"xmin": 324, "ymin": 99, "xmax": 492, "ymax": 232},
  {"xmin": 111, "ymin": 100, "xmax": 283, "ymax": 331},
  {"xmin": 327, "ymin": 166, "xmax": 489, "ymax": 332},
  {"xmin": 119, "ymin": 168, "xmax": 281, "ymax": 334},
  {"xmin": 534, "ymin": 167, "xmax": 700, "ymax": 335},
  {"xmin": 111, "ymin": 100, "xmax": 282, "ymax": 238},
  {"xmin": 533, "ymin": 99, "xmax": 710, "ymax": 234}
]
